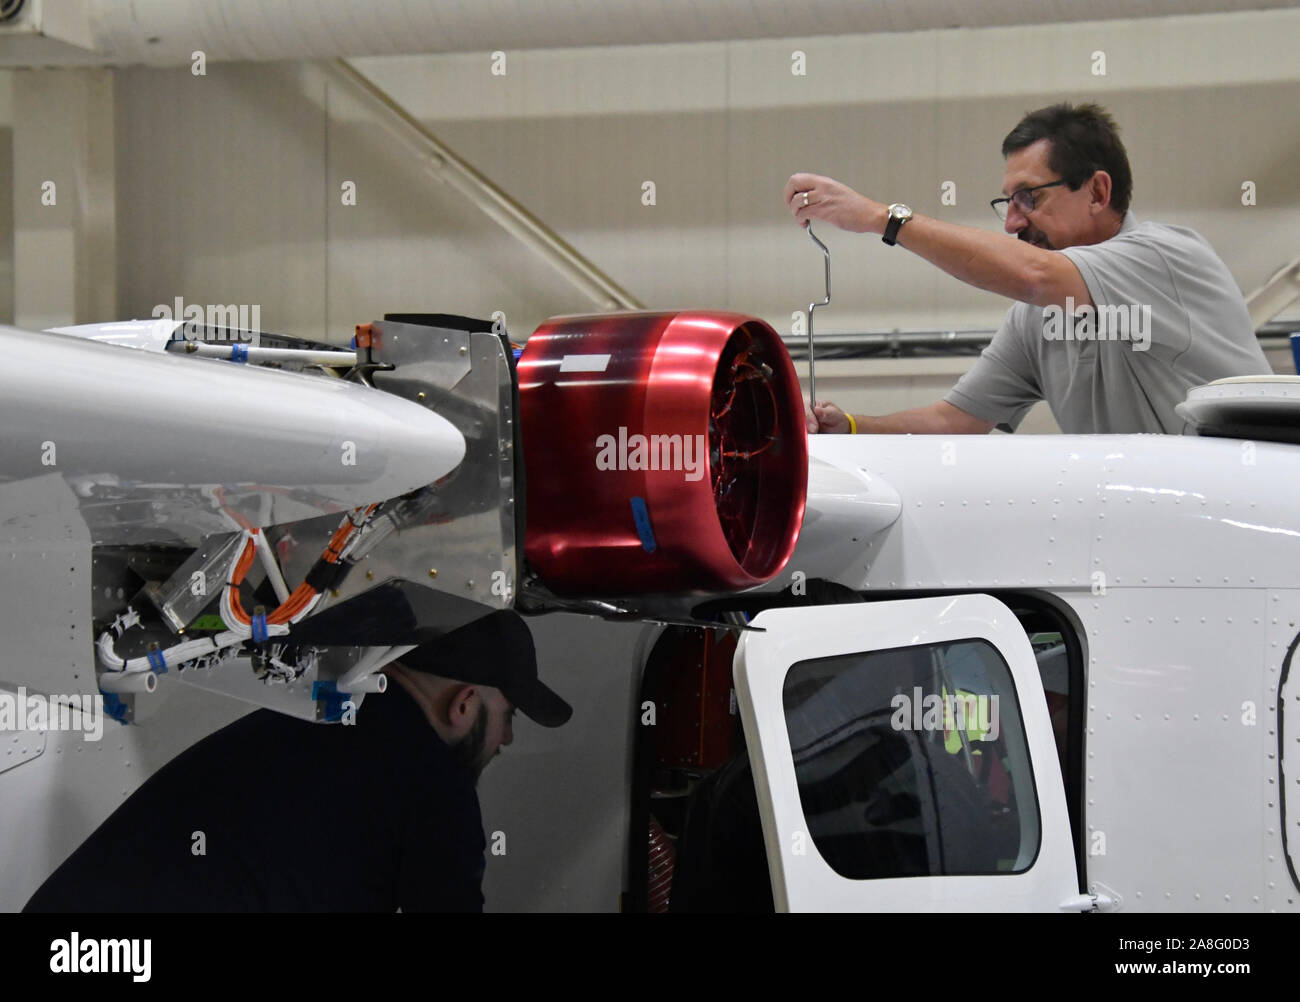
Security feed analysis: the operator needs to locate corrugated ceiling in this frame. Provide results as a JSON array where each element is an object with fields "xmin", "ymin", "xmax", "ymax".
[{"xmin": 73, "ymin": 0, "xmax": 1300, "ymax": 65}]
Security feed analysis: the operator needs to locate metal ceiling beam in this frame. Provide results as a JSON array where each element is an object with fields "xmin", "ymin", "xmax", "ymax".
[
  {"xmin": 322, "ymin": 59, "xmax": 642, "ymax": 312},
  {"xmin": 1245, "ymin": 256, "xmax": 1300, "ymax": 327}
]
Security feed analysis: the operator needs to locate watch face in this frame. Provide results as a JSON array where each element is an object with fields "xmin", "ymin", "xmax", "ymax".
[{"xmin": 883, "ymin": 203, "xmax": 912, "ymax": 245}]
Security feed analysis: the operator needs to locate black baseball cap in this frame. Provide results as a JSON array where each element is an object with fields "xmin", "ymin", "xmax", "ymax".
[{"xmin": 398, "ymin": 610, "xmax": 571, "ymax": 727}]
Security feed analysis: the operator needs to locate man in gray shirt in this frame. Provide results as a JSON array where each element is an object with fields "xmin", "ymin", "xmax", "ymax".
[{"xmin": 785, "ymin": 103, "xmax": 1271, "ymax": 435}]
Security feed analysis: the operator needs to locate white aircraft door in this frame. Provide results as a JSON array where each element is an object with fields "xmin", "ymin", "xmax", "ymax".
[{"xmin": 733, "ymin": 594, "xmax": 1080, "ymax": 912}]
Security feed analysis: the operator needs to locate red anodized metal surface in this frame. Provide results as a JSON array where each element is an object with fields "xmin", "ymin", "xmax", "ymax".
[{"xmin": 517, "ymin": 310, "xmax": 807, "ymax": 595}]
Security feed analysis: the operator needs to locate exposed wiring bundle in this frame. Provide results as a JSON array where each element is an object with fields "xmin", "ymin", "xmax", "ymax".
[{"xmin": 96, "ymin": 504, "xmax": 380, "ymax": 680}]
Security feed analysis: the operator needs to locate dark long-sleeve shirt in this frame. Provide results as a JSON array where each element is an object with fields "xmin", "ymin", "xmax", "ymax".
[{"xmin": 24, "ymin": 685, "xmax": 485, "ymax": 912}]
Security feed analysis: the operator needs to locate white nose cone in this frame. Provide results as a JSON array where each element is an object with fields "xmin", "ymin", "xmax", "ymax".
[{"xmin": 0, "ymin": 326, "xmax": 466, "ymax": 521}]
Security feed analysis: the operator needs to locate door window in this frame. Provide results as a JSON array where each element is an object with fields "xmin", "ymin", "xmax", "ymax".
[{"xmin": 783, "ymin": 638, "xmax": 1038, "ymax": 879}]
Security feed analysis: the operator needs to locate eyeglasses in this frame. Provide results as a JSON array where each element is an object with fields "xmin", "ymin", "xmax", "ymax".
[{"xmin": 990, "ymin": 180, "xmax": 1068, "ymax": 221}]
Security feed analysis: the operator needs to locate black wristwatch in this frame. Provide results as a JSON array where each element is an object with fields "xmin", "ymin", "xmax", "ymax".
[{"xmin": 882, "ymin": 203, "xmax": 913, "ymax": 246}]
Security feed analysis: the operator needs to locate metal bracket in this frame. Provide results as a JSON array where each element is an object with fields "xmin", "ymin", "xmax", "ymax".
[
  {"xmin": 806, "ymin": 224, "xmax": 831, "ymax": 407},
  {"xmin": 1059, "ymin": 882, "xmax": 1123, "ymax": 912}
]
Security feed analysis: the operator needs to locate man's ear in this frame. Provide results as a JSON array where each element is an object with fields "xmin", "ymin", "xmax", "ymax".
[
  {"xmin": 445, "ymin": 684, "xmax": 481, "ymax": 738},
  {"xmin": 1088, "ymin": 170, "xmax": 1113, "ymax": 214}
]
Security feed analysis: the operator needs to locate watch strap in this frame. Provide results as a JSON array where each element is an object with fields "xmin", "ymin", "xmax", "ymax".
[{"xmin": 882, "ymin": 207, "xmax": 907, "ymax": 246}]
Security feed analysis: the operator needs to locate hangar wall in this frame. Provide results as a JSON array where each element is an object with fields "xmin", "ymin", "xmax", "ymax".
[
  {"xmin": 99, "ymin": 7, "xmax": 1300, "ymax": 435},
  {"xmin": 101, "ymin": 8, "xmax": 1300, "ymax": 348}
]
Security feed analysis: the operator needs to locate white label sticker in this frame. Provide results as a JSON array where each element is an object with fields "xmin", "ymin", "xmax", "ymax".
[{"xmin": 559, "ymin": 353, "xmax": 612, "ymax": 373}]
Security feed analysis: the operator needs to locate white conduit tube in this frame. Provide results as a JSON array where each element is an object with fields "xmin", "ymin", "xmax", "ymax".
[
  {"xmin": 346, "ymin": 673, "xmax": 388, "ymax": 695},
  {"xmin": 98, "ymin": 670, "xmax": 158, "ymax": 694},
  {"xmin": 179, "ymin": 343, "xmax": 360, "ymax": 366},
  {"xmin": 336, "ymin": 645, "xmax": 416, "ymax": 692},
  {"xmin": 252, "ymin": 529, "xmax": 292, "ymax": 604},
  {"xmin": 96, "ymin": 627, "xmax": 278, "ymax": 674}
]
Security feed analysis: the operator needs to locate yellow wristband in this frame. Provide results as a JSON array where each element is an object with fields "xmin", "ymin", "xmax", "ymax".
[{"xmin": 846, "ymin": 412, "xmax": 857, "ymax": 435}]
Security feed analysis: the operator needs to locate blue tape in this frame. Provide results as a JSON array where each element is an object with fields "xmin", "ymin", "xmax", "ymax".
[
  {"xmin": 630, "ymin": 497, "xmax": 657, "ymax": 553},
  {"xmin": 311, "ymin": 680, "xmax": 352, "ymax": 723},
  {"xmin": 145, "ymin": 647, "xmax": 167, "ymax": 673},
  {"xmin": 230, "ymin": 343, "xmax": 249, "ymax": 363},
  {"xmin": 100, "ymin": 692, "xmax": 130, "ymax": 724},
  {"xmin": 250, "ymin": 612, "xmax": 268, "ymax": 644},
  {"xmin": 512, "ymin": 347, "xmax": 523, "ymax": 361}
]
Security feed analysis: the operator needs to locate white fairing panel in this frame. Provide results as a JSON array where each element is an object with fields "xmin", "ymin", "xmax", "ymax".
[
  {"xmin": 45, "ymin": 319, "xmax": 182, "ymax": 353},
  {"xmin": 783, "ymin": 455, "xmax": 900, "ymax": 585},
  {"xmin": 0, "ymin": 326, "xmax": 467, "ymax": 545},
  {"xmin": 735, "ymin": 595, "xmax": 1077, "ymax": 912}
]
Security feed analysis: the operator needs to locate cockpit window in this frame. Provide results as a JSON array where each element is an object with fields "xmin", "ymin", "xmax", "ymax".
[{"xmin": 782, "ymin": 638, "xmax": 1039, "ymax": 879}]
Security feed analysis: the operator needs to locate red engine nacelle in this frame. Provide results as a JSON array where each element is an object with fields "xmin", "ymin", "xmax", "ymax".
[{"xmin": 518, "ymin": 311, "xmax": 807, "ymax": 596}]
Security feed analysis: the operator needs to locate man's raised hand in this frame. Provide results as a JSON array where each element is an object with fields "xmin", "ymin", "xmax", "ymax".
[{"xmin": 783, "ymin": 173, "xmax": 882, "ymax": 234}]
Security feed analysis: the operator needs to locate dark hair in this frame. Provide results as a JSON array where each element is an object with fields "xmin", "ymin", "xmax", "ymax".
[{"xmin": 1001, "ymin": 103, "xmax": 1132, "ymax": 215}]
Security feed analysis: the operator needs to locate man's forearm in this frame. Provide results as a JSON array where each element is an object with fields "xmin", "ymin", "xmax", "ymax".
[
  {"xmin": 859, "ymin": 198, "xmax": 1087, "ymax": 309},
  {"xmin": 849, "ymin": 400, "xmax": 994, "ymax": 435},
  {"xmin": 855, "ymin": 411, "xmax": 937, "ymax": 434},
  {"xmin": 893, "ymin": 213, "xmax": 1051, "ymax": 304}
]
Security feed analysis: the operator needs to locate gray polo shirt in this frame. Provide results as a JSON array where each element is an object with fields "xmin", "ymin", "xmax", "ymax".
[{"xmin": 945, "ymin": 211, "xmax": 1271, "ymax": 433}]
